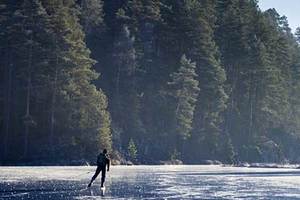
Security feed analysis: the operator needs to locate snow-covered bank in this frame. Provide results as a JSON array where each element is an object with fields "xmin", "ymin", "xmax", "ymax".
[{"xmin": 232, "ymin": 162, "xmax": 300, "ymax": 169}]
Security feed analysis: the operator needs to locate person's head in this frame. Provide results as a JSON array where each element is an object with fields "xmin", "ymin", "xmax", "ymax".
[{"xmin": 103, "ymin": 149, "xmax": 107, "ymax": 154}]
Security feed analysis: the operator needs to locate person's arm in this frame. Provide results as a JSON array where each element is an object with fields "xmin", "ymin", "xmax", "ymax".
[
  {"xmin": 107, "ymin": 157, "xmax": 110, "ymax": 171},
  {"xmin": 96, "ymin": 155, "xmax": 99, "ymax": 166}
]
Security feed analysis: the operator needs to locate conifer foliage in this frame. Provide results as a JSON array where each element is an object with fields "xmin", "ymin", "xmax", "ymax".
[{"xmin": 1, "ymin": 0, "xmax": 300, "ymax": 164}]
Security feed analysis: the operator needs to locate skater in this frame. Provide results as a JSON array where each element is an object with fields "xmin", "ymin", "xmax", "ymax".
[{"xmin": 88, "ymin": 149, "xmax": 110, "ymax": 188}]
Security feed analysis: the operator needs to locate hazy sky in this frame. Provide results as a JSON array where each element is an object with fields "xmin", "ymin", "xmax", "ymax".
[{"xmin": 258, "ymin": 0, "xmax": 300, "ymax": 33}]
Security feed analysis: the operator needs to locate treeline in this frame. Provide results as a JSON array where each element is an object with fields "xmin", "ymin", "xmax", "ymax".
[{"xmin": 1, "ymin": 0, "xmax": 300, "ymax": 165}]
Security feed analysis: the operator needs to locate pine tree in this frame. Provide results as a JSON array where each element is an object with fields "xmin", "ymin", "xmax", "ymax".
[
  {"xmin": 171, "ymin": 0, "xmax": 227, "ymax": 159},
  {"xmin": 215, "ymin": 0, "xmax": 255, "ymax": 148},
  {"xmin": 0, "ymin": 1, "xmax": 12, "ymax": 162},
  {"xmin": 295, "ymin": 27, "xmax": 300, "ymax": 43},
  {"xmin": 168, "ymin": 55, "xmax": 200, "ymax": 156},
  {"xmin": 79, "ymin": 0, "xmax": 104, "ymax": 34},
  {"xmin": 216, "ymin": 1, "xmax": 296, "ymax": 161},
  {"xmin": 256, "ymin": 8, "xmax": 295, "ymax": 151},
  {"xmin": 125, "ymin": 0, "xmax": 162, "ymax": 145},
  {"xmin": 128, "ymin": 138, "xmax": 137, "ymax": 161},
  {"xmin": 110, "ymin": 25, "xmax": 144, "ymax": 153},
  {"xmin": 6, "ymin": 0, "xmax": 52, "ymax": 159},
  {"xmin": 42, "ymin": 0, "xmax": 112, "ymax": 158}
]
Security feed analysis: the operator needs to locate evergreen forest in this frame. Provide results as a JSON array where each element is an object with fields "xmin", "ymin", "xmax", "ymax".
[{"xmin": 1, "ymin": 0, "xmax": 300, "ymax": 165}]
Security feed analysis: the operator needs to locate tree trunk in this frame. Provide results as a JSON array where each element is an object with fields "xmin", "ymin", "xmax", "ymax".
[
  {"xmin": 24, "ymin": 34, "xmax": 33, "ymax": 159},
  {"xmin": 49, "ymin": 57, "xmax": 58, "ymax": 155},
  {"xmin": 115, "ymin": 64, "xmax": 122, "ymax": 118},
  {"xmin": 2, "ymin": 50, "xmax": 12, "ymax": 162},
  {"xmin": 248, "ymin": 71, "xmax": 254, "ymax": 141}
]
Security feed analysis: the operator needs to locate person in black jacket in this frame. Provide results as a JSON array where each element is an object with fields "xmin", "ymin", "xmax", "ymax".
[{"xmin": 88, "ymin": 149, "xmax": 110, "ymax": 188}]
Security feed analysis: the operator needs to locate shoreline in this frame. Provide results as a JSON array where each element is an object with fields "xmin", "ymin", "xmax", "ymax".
[{"xmin": 1, "ymin": 162, "xmax": 300, "ymax": 169}]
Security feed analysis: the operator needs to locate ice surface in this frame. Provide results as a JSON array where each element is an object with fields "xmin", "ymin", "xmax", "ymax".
[{"xmin": 1, "ymin": 165, "xmax": 300, "ymax": 199}]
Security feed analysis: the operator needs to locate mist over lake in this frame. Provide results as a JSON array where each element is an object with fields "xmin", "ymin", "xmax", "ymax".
[{"xmin": 1, "ymin": 165, "xmax": 300, "ymax": 199}]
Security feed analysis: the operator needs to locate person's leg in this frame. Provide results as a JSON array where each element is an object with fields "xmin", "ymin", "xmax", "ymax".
[
  {"xmin": 88, "ymin": 166, "xmax": 101, "ymax": 187},
  {"xmin": 100, "ymin": 167, "xmax": 106, "ymax": 187}
]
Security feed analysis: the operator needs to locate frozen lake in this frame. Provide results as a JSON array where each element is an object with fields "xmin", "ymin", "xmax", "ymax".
[{"xmin": 1, "ymin": 165, "xmax": 300, "ymax": 199}]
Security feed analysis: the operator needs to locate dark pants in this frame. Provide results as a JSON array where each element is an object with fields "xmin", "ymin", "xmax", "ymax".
[{"xmin": 90, "ymin": 166, "xmax": 106, "ymax": 187}]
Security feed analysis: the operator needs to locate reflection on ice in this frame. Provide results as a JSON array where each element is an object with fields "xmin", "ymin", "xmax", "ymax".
[{"xmin": 1, "ymin": 165, "xmax": 300, "ymax": 199}]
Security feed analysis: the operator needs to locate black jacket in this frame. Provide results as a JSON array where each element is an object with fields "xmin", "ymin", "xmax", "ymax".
[{"xmin": 97, "ymin": 153, "xmax": 110, "ymax": 170}]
